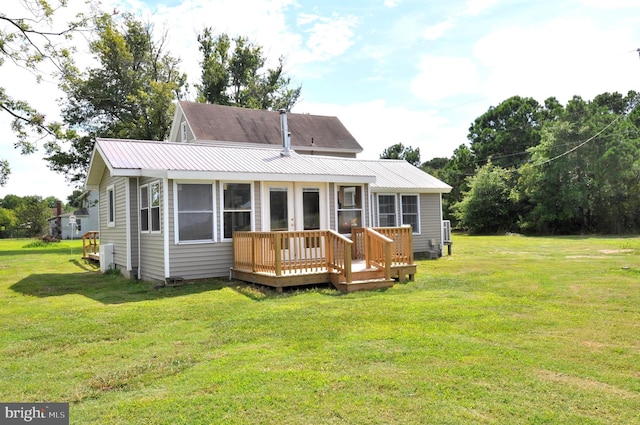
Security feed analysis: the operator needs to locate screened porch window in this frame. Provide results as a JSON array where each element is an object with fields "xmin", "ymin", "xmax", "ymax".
[
  {"xmin": 337, "ymin": 185, "xmax": 362, "ymax": 234},
  {"xmin": 223, "ymin": 183, "xmax": 252, "ymax": 239},
  {"xmin": 177, "ymin": 183, "xmax": 213, "ymax": 242},
  {"xmin": 401, "ymin": 194, "xmax": 420, "ymax": 233},
  {"xmin": 377, "ymin": 194, "xmax": 396, "ymax": 227}
]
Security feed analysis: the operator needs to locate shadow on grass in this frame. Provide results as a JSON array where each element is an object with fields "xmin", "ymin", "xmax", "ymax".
[{"xmin": 10, "ymin": 270, "xmax": 231, "ymax": 305}]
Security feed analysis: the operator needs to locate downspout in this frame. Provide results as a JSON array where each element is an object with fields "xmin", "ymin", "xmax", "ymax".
[
  {"xmin": 163, "ymin": 177, "xmax": 170, "ymax": 280},
  {"xmin": 125, "ymin": 177, "xmax": 132, "ymax": 273},
  {"xmin": 439, "ymin": 192, "xmax": 445, "ymax": 257},
  {"xmin": 137, "ymin": 177, "xmax": 141, "ymax": 280}
]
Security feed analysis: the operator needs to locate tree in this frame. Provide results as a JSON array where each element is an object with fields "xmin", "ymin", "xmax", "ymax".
[
  {"xmin": 439, "ymin": 144, "xmax": 476, "ymax": 222},
  {"xmin": 67, "ymin": 189, "xmax": 85, "ymax": 209},
  {"xmin": 421, "ymin": 157, "xmax": 449, "ymax": 178},
  {"xmin": 453, "ymin": 163, "xmax": 516, "ymax": 234},
  {"xmin": 45, "ymin": 13, "xmax": 187, "ymax": 183},
  {"xmin": 0, "ymin": 0, "xmax": 89, "ymax": 185},
  {"xmin": 196, "ymin": 29, "xmax": 301, "ymax": 111},
  {"xmin": 16, "ymin": 196, "xmax": 50, "ymax": 237},
  {"xmin": 517, "ymin": 92, "xmax": 640, "ymax": 234},
  {"xmin": 468, "ymin": 96, "xmax": 546, "ymax": 169},
  {"xmin": 0, "ymin": 207, "xmax": 18, "ymax": 238},
  {"xmin": 379, "ymin": 143, "xmax": 421, "ymax": 167},
  {"xmin": 0, "ymin": 194, "xmax": 24, "ymax": 210}
]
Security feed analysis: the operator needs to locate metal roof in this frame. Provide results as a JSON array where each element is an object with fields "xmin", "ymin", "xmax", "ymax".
[{"xmin": 87, "ymin": 138, "xmax": 451, "ymax": 193}]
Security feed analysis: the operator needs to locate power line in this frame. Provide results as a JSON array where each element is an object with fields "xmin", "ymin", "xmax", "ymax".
[{"xmin": 532, "ymin": 114, "xmax": 624, "ymax": 167}]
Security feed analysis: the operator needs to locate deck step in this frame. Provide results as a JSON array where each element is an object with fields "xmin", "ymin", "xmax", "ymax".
[
  {"xmin": 332, "ymin": 277, "xmax": 395, "ymax": 293},
  {"xmin": 334, "ymin": 268, "xmax": 387, "ymax": 283}
]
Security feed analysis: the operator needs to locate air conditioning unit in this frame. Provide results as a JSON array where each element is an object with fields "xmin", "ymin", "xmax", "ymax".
[{"xmin": 99, "ymin": 243, "xmax": 114, "ymax": 273}]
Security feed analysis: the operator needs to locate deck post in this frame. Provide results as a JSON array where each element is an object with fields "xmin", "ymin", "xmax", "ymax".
[
  {"xmin": 274, "ymin": 233, "xmax": 282, "ymax": 276},
  {"xmin": 407, "ymin": 228, "xmax": 414, "ymax": 264},
  {"xmin": 384, "ymin": 241, "xmax": 392, "ymax": 281},
  {"xmin": 251, "ymin": 234, "xmax": 258, "ymax": 272},
  {"xmin": 364, "ymin": 230, "xmax": 371, "ymax": 269},
  {"xmin": 344, "ymin": 242, "xmax": 352, "ymax": 284}
]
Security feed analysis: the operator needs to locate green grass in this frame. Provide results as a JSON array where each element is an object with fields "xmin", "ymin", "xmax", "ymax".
[{"xmin": 1, "ymin": 235, "xmax": 639, "ymax": 424}]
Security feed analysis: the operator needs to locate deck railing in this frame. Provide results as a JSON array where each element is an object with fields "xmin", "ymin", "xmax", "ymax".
[
  {"xmin": 352, "ymin": 226, "xmax": 413, "ymax": 265},
  {"xmin": 82, "ymin": 231, "xmax": 100, "ymax": 259},
  {"xmin": 232, "ymin": 227, "xmax": 414, "ymax": 284},
  {"xmin": 232, "ymin": 230, "xmax": 354, "ymax": 283}
]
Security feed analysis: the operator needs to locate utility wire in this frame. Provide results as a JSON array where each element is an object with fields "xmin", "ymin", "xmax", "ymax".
[{"xmin": 532, "ymin": 114, "xmax": 624, "ymax": 167}]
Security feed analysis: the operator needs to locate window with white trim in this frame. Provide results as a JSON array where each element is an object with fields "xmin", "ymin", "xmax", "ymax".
[
  {"xmin": 337, "ymin": 185, "xmax": 362, "ymax": 234},
  {"xmin": 377, "ymin": 194, "xmax": 396, "ymax": 227},
  {"xmin": 180, "ymin": 121, "xmax": 187, "ymax": 142},
  {"xmin": 140, "ymin": 182, "xmax": 161, "ymax": 233},
  {"xmin": 150, "ymin": 182, "xmax": 161, "ymax": 232},
  {"xmin": 222, "ymin": 183, "xmax": 252, "ymax": 239},
  {"xmin": 177, "ymin": 183, "xmax": 214, "ymax": 242},
  {"xmin": 401, "ymin": 194, "xmax": 420, "ymax": 233},
  {"xmin": 107, "ymin": 185, "xmax": 115, "ymax": 227},
  {"xmin": 140, "ymin": 185, "xmax": 149, "ymax": 231}
]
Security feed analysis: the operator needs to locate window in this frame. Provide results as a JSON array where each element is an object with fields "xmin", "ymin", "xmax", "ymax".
[
  {"xmin": 223, "ymin": 183, "xmax": 252, "ymax": 239},
  {"xmin": 377, "ymin": 194, "xmax": 396, "ymax": 227},
  {"xmin": 107, "ymin": 185, "xmax": 115, "ymax": 227},
  {"xmin": 140, "ymin": 182, "xmax": 161, "ymax": 233},
  {"xmin": 150, "ymin": 182, "xmax": 160, "ymax": 232},
  {"xmin": 401, "ymin": 194, "xmax": 420, "ymax": 233},
  {"xmin": 178, "ymin": 183, "xmax": 214, "ymax": 242},
  {"xmin": 180, "ymin": 121, "xmax": 187, "ymax": 142},
  {"xmin": 337, "ymin": 185, "xmax": 362, "ymax": 234},
  {"xmin": 140, "ymin": 185, "xmax": 149, "ymax": 231}
]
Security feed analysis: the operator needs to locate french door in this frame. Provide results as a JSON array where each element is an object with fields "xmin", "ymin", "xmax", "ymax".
[{"xmin": 264, "ymin": 182, "xmax": 327, "ymax": 259}]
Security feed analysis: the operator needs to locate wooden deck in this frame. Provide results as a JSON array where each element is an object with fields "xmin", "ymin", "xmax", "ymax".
[
  {"xmin": 231, "ymin": 227, "xmax": 416, "ymax": 292},
  {"xmin": 82, "ymin": 231, "xmax": 100, "ymax": 261}
]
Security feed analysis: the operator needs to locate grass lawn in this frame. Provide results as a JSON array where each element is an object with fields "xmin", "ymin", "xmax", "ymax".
[{"xmin": 1, "ymin": 235, "xmax": 639, "ymax": 424}]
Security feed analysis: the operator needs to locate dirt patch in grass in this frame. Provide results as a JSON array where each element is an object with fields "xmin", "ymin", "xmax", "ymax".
[
  {"xmin": 598, "ymin": 249, "xmax": 635, "ymax": 254},
  {"xmin": 537, "ymin": 369, "xmax": 637, "ymax": 399}
]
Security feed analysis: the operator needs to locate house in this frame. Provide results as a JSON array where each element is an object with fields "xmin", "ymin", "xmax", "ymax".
[
  {"xmin": 84, "ymin": 101, "xmax": 452, "ymax": 291},
  {"xmin": 49, "ymin": 191, "xmax": 99, "ymax": 240}
]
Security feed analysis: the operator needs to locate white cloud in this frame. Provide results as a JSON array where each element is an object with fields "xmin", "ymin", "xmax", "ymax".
[
  {"xmin": 423, "ymin": 19, "xmax": 455, "ymax": 41},
  {"xmin": 384, "ymin": 0, "xmax": 402, "ymax": 7},
  {"xmin": 411, "ymin": 56, "xmax": 481, "ymax": 102},
  {"xmin": 578, "ymin": 0, "xmax": 639, "ymax": 9},
  {"xmin": 294, "ymin": 100, "xmax": 456, "ymax": 160},
  {"xmin": 294, "ymin": 14, "xmax": 359, "ymax": 63},
  {"xmin": 473, "ymin": 18, "xmax": 640, "ymax": 104},
  {"xmin": 462, "ymin": 0, "xmax": 499, "ymax": 16}
]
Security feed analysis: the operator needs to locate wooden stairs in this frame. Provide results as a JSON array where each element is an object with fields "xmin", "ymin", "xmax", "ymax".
[{"xmin": 330, "ymin": 265, "xmax": 395, "ymax": 293}]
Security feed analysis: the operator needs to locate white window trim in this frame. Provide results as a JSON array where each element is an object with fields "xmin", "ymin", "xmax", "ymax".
[
  {"xmin": 140, "ymin": 184, "xmax": 150, "ymax": 233},
  {"xmin": 107, "ymin": 184, "xmax": 115, "ymax": 227},
  {"xmin": 335, "ymin": 184, "xmax": 364, "ymax": 234},
  {"xmin": 376, "ymin": 193, "xmax": 398, "ymax": 228},
  {"xmin": 149, "ymin": 181, "xmax": 161, "ymax": 234},
  {"xmin": 173, "ymin": 181, "xmax": 217, "ymax": 245},
  {"xmin": 220, "ymin": 181, "xmax": 255, "ymax": 242},
  {"xmin": 400, "ymin": 193, "xmax": 421, "ymax": 235},
  {"xmin": 180, "ymin": 121, "xmax": 188, "ymax": 143}
]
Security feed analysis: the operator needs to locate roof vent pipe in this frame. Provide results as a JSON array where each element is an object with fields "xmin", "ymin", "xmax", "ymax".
[{"xmin": 279, "ymin": 109, "xmax": 291, "ymax": 157}]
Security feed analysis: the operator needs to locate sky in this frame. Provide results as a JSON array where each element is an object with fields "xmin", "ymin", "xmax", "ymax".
[{"xmin": 2, "ymin": 0, "xmax": 640, "ymax": 202}]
